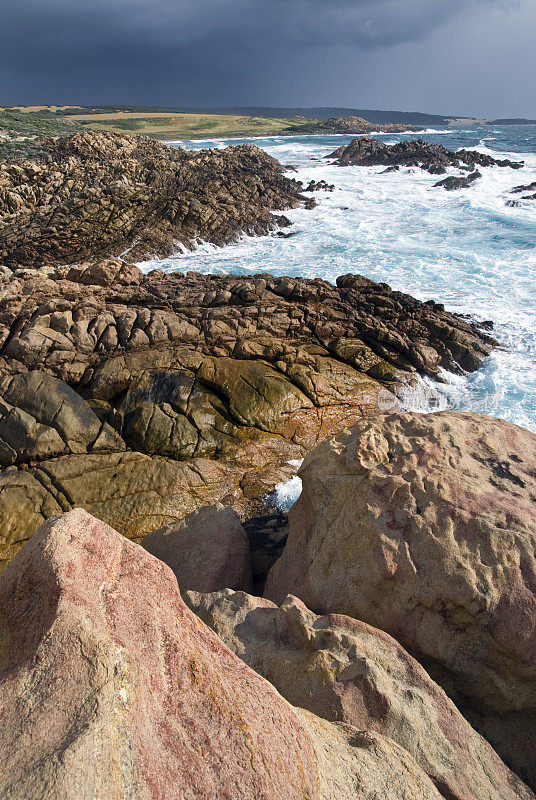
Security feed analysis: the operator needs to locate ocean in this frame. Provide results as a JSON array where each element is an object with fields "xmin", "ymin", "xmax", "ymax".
[{"xmin": 139, "ymin": 125, "xmax": 536, "ymax": 436}]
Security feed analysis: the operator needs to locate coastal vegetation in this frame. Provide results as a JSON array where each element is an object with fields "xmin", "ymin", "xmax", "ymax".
[{"xmin": 0, "ymin": 105, "xmax": 308, "ymax": 141}]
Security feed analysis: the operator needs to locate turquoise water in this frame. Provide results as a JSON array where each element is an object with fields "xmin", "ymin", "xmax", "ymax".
[{"xmin": 140, "ymin": 126, "xmax": 536, "ymax": 432}]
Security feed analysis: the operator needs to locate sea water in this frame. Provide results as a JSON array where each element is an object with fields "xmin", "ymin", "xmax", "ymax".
[{"xmin": 139, "ymin": 126, "xmax": 536, "ymax": 440}]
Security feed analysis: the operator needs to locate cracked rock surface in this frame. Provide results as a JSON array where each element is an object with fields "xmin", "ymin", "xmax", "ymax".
[{"xmin": 0, "ymin": 263, "xmax": 495, "ymax": 567}]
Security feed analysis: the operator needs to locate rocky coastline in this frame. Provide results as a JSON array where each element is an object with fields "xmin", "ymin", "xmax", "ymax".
[
  {"xmin": 1, "ymin": 128, "xmax": 534, "ymax": 800},
  {"xmin": 0, "ymin": 260, "xmax": 495, "ymax": 567},
  {"xmin": 0, "ymin": 130, "xmax": 311, "ymax": 267}
]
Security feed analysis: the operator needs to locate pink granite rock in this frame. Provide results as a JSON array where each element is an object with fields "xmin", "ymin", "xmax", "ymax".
[
  {"xmin": 0, "ymin": 508, "xmax": 445, "ymax": 800},
  {"xmin": 188, "ymin": 589, "xmax": 534, "ymax": 800}
]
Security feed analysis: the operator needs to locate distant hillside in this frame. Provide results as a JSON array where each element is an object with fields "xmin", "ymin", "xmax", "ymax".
[
  {"xmin": 173, "ymin": 107, "xmax": 454, "ymax": 125},
  {"xmin": 284, "ymin": 116, "xmax": 423, "ymax": 135},
  {"xmin": 489, "ymin": 118, "xmax": 536, "ymax": 125},
  {"xmin": 6, "ymin": 104, "xmax": 455, "ymax": 126}
]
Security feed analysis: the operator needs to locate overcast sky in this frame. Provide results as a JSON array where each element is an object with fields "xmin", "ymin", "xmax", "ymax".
[{"xmin": 1, "ymin": 0, "xmax": 535, "ymax": 118}]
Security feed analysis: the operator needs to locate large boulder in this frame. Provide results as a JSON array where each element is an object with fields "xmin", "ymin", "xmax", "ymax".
[
  {"xmin": 142, "ymin": 502, "xmax": 253, "ymax": 593},
  {"xmin": 0, "ymin": 370, "xmax": 125, "ymax": 465},
  {"xmin": 264, "ymin": 411, "xmax": 536, "ymax": 788},
  {"xmin": 0, "ymin": 508, "xmax": 447, "ymax": 800},
  {"xmin": 187, "ymin": 589, "xmax": 534, "ymax": 800}
]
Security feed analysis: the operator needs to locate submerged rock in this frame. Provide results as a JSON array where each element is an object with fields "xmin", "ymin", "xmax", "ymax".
[
  {"xmin": 265, "ymin": 410, "xmax": 536, "ymax": 789},
  {"xmin": 0, "ymin": 266, "xmax": 495, "ymax": 567},
  {"xmin": 0, "ymin": 130, "xmax": 310, "ymax": 268},
  {"xmin": 187, "ymin": 589, "xmax": 534, "ymax": 800},
  {"xmin": 328, "ymin": 136, "xmax": 524, "ymax": 171},
  {"xmin": 509, "ymin": 180, "xmax": 536, "ymax": 201},
  {"xmin": 0, "ymin": 508, "xmax": 448, "ymax": 800}
]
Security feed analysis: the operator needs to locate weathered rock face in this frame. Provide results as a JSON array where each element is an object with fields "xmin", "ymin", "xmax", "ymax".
[
  {"xmin": 0, "ymin": 130, "xmax": 308, "ymax": 267},
  {"xmin": 264, "ymin": 411, "xmax": 536, "ymax": 789},
  {"xmin": 142, "ymin": 502, "xmax": 253, "ymax": 593},
  {"xmin": 0, "ymin": 266, "xmax": 495, "ymax": 567},
  {"xmin": 187, "ymin": 589, "xmax": 534, "ymax": 800},
  {"xmin": 328, "ymin": 136, "xmax": 524, "ymax": 172},
  {"xmin": 0, "ymin": 508, "xmax": 448, "ymax": 800}
]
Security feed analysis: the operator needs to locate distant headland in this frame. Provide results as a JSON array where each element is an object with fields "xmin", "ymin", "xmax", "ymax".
[{"xmin": 2, "ymin": 105, "xmax": 532, "ymax": 148}]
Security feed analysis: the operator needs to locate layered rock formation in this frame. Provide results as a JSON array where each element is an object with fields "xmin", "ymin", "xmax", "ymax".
[
  {"xmin": 0, "ymin": 508, "xmax": 451, "ymax": 800},
  {"xmin": 187, "ymin": 589, "xmax": 534, "ymax": 800},
  {"xmin": 0, "ymin": 130, "xmax": 309, "ymax": 267},
  {"xmin": 0, "ymin": 265, "xmax": 495, "ymax": 567},
  {"xmin": 265, "ymin": 411, "xmax": 536, "ymax": 789},
  {"xmin": 328, "ymin": 136, "xmax": 524, "ymax": 172}
]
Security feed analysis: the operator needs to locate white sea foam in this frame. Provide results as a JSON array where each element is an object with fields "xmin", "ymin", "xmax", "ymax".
[
  {"xmin": 141, "ymin": 129, "xmax": 536, "ymax": 433},
  {"xmin": 266, "ymin": 459, "xmax": 303, "ymax": 510}
]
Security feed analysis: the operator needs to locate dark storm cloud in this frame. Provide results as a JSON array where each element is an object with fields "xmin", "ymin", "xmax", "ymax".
[
  {"xmin": 0, "ymin": 0, "xmax": 532, "ymax": 115},
  {"xmin": 0, "ymin": 0, "xmax": 515, "ymax": 63}
]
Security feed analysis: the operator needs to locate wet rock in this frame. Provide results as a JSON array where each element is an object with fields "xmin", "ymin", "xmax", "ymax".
[
  {"xmin": 264, "ymin": 411, "xmax": 536, "ymax": 789},
  {"xmin": 187, "ymin": 589, "xmax": 535, "ymax": 800},
  {"xmin": 275, "ymin": 230, "xmax": 298, "ymax": 238},
  {"xmin": 142, "ymin": 502, "xmax": 253, "ymax": 593},
  {"xmin": 328, "ymin": 136, "xmax": 524, "ymax": 171},
  {"xmin": 0, "ymin": 508, "xmax": 449, "ymax": 800},
  {"xmin": 509, "ymin": 181, "xmax": 536, "ymax": 201},
  {"xmin": 511, "ymin": 181, "xmax": 536, "ymax": 193},
  {"xmin": 434, "ymin": 170, "xmax": 482, "ymax": 190},
  {"xmin": 304, "ymin": 179, "xmax": 335, "ymax": 191}
]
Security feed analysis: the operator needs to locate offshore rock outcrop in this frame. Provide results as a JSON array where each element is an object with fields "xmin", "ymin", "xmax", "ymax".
[
  {"xmin": 0, "ymin": 130, "xmax": 309, "ymax": 268},
  {"xmin": 509, "ymin": 180, "xmax": 536, "ymax": 201},
  {"xmin": 0, "ymin": 264, "xmax": 495, "ymax": 567},
  {"xmin": 328, "ymin": 136, "xmax": 524, "ymax": 172},
  {"xmin": 0, "ymin": 508, "xmax": 451, "ymax": 800},
  {"xmin": 187, "ymin": 589, "xmax": 534, "ymax": 800},
  {"xmin": 265, "ymin": 411, "xmax": 536, "ymax": 790}
]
